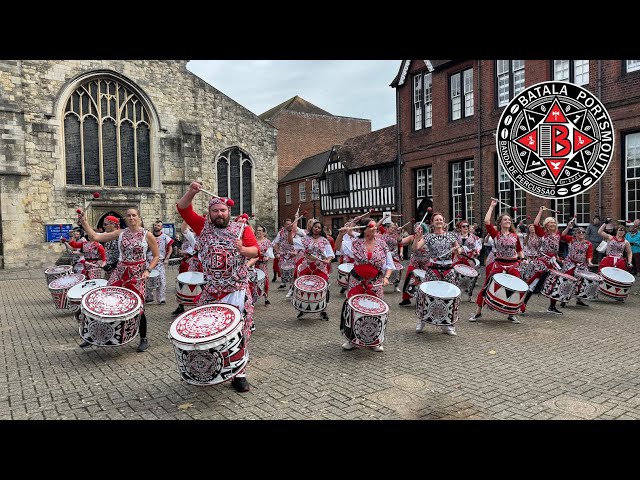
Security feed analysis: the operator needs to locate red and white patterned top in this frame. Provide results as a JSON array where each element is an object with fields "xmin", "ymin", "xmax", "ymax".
[
  {"xmin": 605, "ymin": 238, "xmax": 626, "ymax": 257},
  {"xmin": 534, "ymin": 224, "xmax": 560, "ymax": 257},
  {"xmin": 486, "ymin": 224, "xmax": 522, "ymax": 262}
]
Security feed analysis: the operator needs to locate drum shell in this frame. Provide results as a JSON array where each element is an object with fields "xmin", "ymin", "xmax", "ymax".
[
  {"xmin": 484, "ymin": 273, "xmax": 528, "ymax": 315},
  {"xmin": 540, "ymin": 270, "xmax": 577, "ymax": 302},
  {"xmin": 337, "ymin": 263, "xmax": 354, "ymax": 287},
  {"xmin": 342, "ymin": 294, "xmax": 389, "ymax": 346},
  {"xmin": 67, "ymin": 279, "xmax": 109, "ymax": 314},
  {"xmin": 574, "ymin": 272, "xmax": 601, "ymax": 300},
  {"xmin": 599, "ymin": 267, "xmax": 635, "ymax": 300},
  {"xmin": 44, "ymin": 265, "xmax": 72, "ymax": 287},
  {"xmin": 415, "ymin": 281, "xmax": 461, "ymax": 325},
  {"xmin": 293, "ymin": 275, "xmax": 328, "ymax": 312},
  {"xmin": 175, "ymin": 272, "xmax": 206, "ymax": 305},
  {"xmin": 48, "ymin": 273, "xmax": 86, "ymax": 310},
  {"xmin": 404, "ymin": 269, "xmax": 427, "ymax": 297}
]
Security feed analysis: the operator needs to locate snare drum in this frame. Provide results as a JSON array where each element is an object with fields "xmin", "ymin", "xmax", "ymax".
[
  {"xmin": 293, "ymin": 275, "xmax": 328, "ymax": 312},
  {"xmin": 44, "ymin": 265, "xmax": 72, "ymax": 287},
  {"xmin": 599, "ymin": 267, "xmax": 636, "ymax": 301},
  {"xmin": 341, "ymin": 294, "xmax": 389, "ymax": 347},
  {"xmin": 48, "ymin": 273, "xmax": 86, "ymax": 310},
  {"xmin": 416, "ymin": 281, "xmax": 461, "ymax": 326},
  {"xmin": 175, "ymin": 271, "xmax": 206, "ymax": 305},
  {"xmin": 79, "ymin": 286, "xmax": 143, "ymax": 346},
  {"xmin": 67, "ymin": 279, "xmax": 108, "ymax": 319},
  {"xmin": 454, "ymin": 264, "xmax": 479, "ymax": 292},
  {"xmin": 168, "ymin": 304, "xmax": 247, "ymax": 385},
  {"xmin": 337, "ymin": 263, "xmax": 354, "ymax": 287},
  {"xmin": 541, "ymin": 269, "xmax": 577, "ymax": 302},
  {"xmin": 146, "ymin": 269, "xmax": 160, "ymax": 290},
  {"xmin": 404, "ymin": 268, "xmax": 427, "ymax": 297},
  {"xmin": 484, "ymin": 273, "xmax": 529, "ymax": 315},
  {"xmin": 574, "ymin": 271, "xmax": 602, "ymax": 301}
]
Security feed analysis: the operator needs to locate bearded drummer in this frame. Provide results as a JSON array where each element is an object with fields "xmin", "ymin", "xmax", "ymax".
[
  {"xmin": 411, "ymin": 212, "xmax": 463, "ymax": 336},
  {"xmin": 288, "ymin": 214, "xmax": 334, "ymax": 320},
  {"xmin": 469, "ymin": 199, "xmax": 525, "ymax": 324},
  {"xmin": 335, "ymin": 217, "xmax": 394, "ymax": 352},
  {"xmin": 559, "ymin": 222, "xmax": 595, "ymax": 308},
  {"xmin": 176, "ymin": 182, "xmax": 259, "ymax": 393}
]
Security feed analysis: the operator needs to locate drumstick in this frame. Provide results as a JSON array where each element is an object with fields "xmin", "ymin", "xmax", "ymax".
[
  {"xmin": 399, "ymin": 219, "xmax": 414, "ymax": 229},
  {"xmin": 491, "ymin": 197, "xmax": 513, "ymax": 209},
  {"xmin": 199, "ymin": 187, "xmax": 222, "ymax": 199},
  {"xmin": 542, "ymin": 207, "xmax": 560, "ymax": 214}
]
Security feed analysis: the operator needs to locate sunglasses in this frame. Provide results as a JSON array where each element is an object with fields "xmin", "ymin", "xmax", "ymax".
[{"xmin": 461, "ymin": 224, "xmax": 469, "ymax": 227}]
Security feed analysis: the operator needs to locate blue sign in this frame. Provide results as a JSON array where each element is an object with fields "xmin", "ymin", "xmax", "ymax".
[
  {"xmin": 163, "ymin": 223, "xmax": 175, "ymax": 238},
  {"xmin": 46, "ymin": 224, "xmax": 74, "ymax": 243}
]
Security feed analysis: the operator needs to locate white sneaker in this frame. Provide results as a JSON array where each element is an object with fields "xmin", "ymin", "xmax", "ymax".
[
  {"xmin": 286, "ymin": 288, "xmax": 293, "ymax": 298},
  {"xmin": 415, "ymin": 321, "xmax": 425, "ymax": 333},
  {"xmin": 372, "ymin": 344, "xmax": 384, "ymax": 352},
  {"xmin": 342, "ymin": 340, "xmax": 354, "ymax": 350},
  {"xmin": 468, "ymin": 314, "xmax": 481, "ymax": 322},
  {"xmin": 394, "ymin": 286, "xmax": 401, "ymax": 293},
  {"xmin": 507, "ymin": 315, "xmax": 521, "ymax": 324},
  {"xmin": 442, "ymin": 325, "xmax": 457, "ymax": 336}
]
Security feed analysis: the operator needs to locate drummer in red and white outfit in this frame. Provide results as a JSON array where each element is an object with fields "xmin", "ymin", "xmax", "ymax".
[
  {"xmin": 398, "ymin": 222, "xmax": 430, "ymax": 306},
  {"xmin": 272, "ymin": 218, "xmax": 298, "ymax": 297},
  {"xmin": 597, "ymin": 220, "xmax": 633, "ymax": 272},
  {"xmin": 246, "ymin": 224, "xmax": 274, "ymax": 307},
  {"xmin": 171, "ymin": 221, "xmax": 202, "ymax": 316},
  {"xmin": 453, "ymin": 219, "xmax": 482, "ymax": 301},
  {"xmin": 62, "ymin": 231, "xmax": 107, "ymax": 276},
  {"xmin": 145, "ymin": 220, "xmax": 174, "ymax": 304},
  {"xmin": 288, "ymin": 216, "xmax": 335, "ymax": 320},
  {"xmin": 559, "ymin": 221, "xmax": 594, "ymax": 308},
  {"xmin": 378, "ymin": 219, "xmax": 404, "ymax": 293},
  {"xmin": 412, "ymin": 212, "xmax": 463, "ymax": 335},
  {"xmin": 78, "ymin": 207, "xmax": 160, "ymax": 351},
  {"xmin": 176, "ymin": 182, "xmax": 259, "ymax": 393},
  {"xmin": 335, "ymin": 217, "xmax": 394, "ymax": 351},
  {"xmin": 469, "ymin": 199, "xmax": 525, "ymax": 323},
  {"xmin": 521, "ymin": 205, "xmax": 564, "ymax": 315}
]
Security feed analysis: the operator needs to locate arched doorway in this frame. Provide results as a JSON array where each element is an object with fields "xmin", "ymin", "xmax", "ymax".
[{"xmin": 97, "ymin": 211, "xmax": 125, "ymax": 231}]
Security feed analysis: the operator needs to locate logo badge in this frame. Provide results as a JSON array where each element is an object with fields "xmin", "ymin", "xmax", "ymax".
[{"xmin": 496, "ymin": 81, "xmax": 614, "ymax": 199}]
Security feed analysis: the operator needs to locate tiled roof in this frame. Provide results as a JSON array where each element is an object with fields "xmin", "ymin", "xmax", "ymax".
[
  {"xmin": 333, "ymin": 125, "xmax": 397, "ymax": 170},
  {"xmin": 259, "ymin": 95, "xmax": 332, "ymax": 121},
  {"xmin": 279, "ymin": 150, "xmax": 331, "ymax": 183}
]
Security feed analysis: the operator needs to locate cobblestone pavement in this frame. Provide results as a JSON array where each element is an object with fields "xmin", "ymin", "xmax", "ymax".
[{"xmin": 1, "ymin": 262, "xmax": 639, "ymax": 420}]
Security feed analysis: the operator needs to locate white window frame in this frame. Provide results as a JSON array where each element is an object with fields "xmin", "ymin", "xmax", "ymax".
[
  {"xmin": 413, "ymin": 75, "xmax": 423, "ymax": 131},
  {"xmin": 497, "ymin": 60, "xmax": 525, "ymax": 107},
  {"xmin": 625, "ymin": 132, "xmax": 640, "ymax": 221},
  {"xmin": 426, "ymin": 166, "xmax": 433, "ymax": 198},
  {"xmin": 497, "ymin": 161, "xmax": 527, "ymax": 221},
  {"xmin": 424, "ymin": 73, "xmax": 433, "ymax": 128},
  {"xmin": 553, "ymin": 192, "xmax": 590, "ymax": 226},
  {"xmin": 626, "ymin": 60, "xmax": 640, "ymax": 73},
  {"xmin": 285, "ymin": 185, "xmax": 291, "ymax": 205},
  {"xmin": 451, "ymin": 159, "xmax": 475, "ymax": 225},
  {"xmin": 299, "ymin": 182, "xmax": 306, "ymax": 202},
  {"xmin": 416, "ymin": 168, "xmax": 426, "ymax": 198},
  {"xmin": 554, "ymin": 60, "xmax": 589, "ymax": 86}
]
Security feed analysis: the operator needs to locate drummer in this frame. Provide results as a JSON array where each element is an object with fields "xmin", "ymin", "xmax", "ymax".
[
  {"xmin": 246, "ymin": 224, "xmax": 274, "ymax": 307},
  {"xmin": 171, "ymin": 221, "xmax": 202, "ymax": 316},
  {"xmin": 597, "ymin": 220, "xmax": 633, "ymax": 272},
  {"xmin": 412, "ymin": 212, "xmax": 463, "ymax": 335},
  {"xmin": 453, "ymin": 218, "xmax": 482, "ymax": 301},
  {"xmin": 288, "ymin": 215, "xmax": 334, "ymax": 320},
  {"xmin": 469, "ymin": 199, "xmax": 525, "ymax": 323},
  {"xmin": 398, "ymin": 222, "xmax": 430, "ymax": 307},
  {"xmin": 335, "ymin": 217, "xmax": 394, "ymax": 351},
  {"xmin": 378, "ymin": 218, "xmax": 404, "ymax": 293},
  {"xmin": 559, "ymin": 221, "xmax": 595, "ymax": 308}
]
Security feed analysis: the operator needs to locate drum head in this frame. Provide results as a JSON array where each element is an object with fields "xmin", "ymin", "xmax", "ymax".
[
  {"xmin": 493, "ymin": 273, "xmax": 529, "ymax": 292},
  {"xmin": 255, "ymin": 269, "xmax": 266, "ymax": 280},
  {"xmin": 45, "ymin": 265, "xmax": 72, "ymax": 274},
  {"xmin": 576, "ymin": 271, "xmax": 602, "ymax": 282},
  {"xmin": 177, "ymin": 271, "xmax": 205, "ymax": 284},
  {"xmin": 67, "ymin": 279, "xmax": 108, "ymax": 301},
  {"xmin": 82, "ymin": 286, "xmax": 142, "ymax": 318},
  {"xmin": 169, "ymin": 304, "xmax": 242, "ymax": 344},
  {"xmin": 294, "ymin": 275, "xmax": 327, "ymax": 291},
  {"xmin": 348, "ymin": 294, "xmax": 389, "ymax": 315},
  {"xmin": 601, "ymin": 267, "xmax": 635, "ymax": 283},
  {"xmin": 338, "ymin": 263, "xmax": 354, "ymax": 273},
  {"xmin": 454, "ymin": 264, "xmax": 478, "ymax": 277},
  {"xmin": 413, "ymin": 269, "xmax": 427, "ymax": 278},
  {"xmin": 419, "ymin": 280, "xmax": 461, "ymax": 299},
  {"xmin": 48, "ymin": 273, "xmax": 86, "ymax": 290}
]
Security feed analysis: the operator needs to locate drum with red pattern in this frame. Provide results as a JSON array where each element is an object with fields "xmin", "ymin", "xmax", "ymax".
[
  {"xmin": 175, "ymin": 271, "xmax": 206, "ymax": 306},
  {"xmin": 541, "ymin": 269, "xmax": 577, "ymax": 302},
  {"xmin": 599, "ymin": 267, "xmax": 635, "ymax": 301},
  {"xmin": 44, "ymin": 265, "xmax": 72, "ymax": 287},
  {"xmin": 80, "ymin": 286, "xmax": 143, "ymax": 346},
  {"xmin": 67, "ymin": 279, "xmax": 108, "ymax": 320},
  {"xmin": 341, "ymin": 294, "xmax": 389, "ymax": 347},
  {"xmin": 48, "ymin": 273, "xmax": 86, "ymax": 310},
  {"xmin": 293, "ymin": 275, "xmax": 328, "ymax": 313},
  {"xmin": 337, "ymin": 263, "xmax": 354, "ymax": 287},
  {"xmin": 453, "ymin": 264, "xmax": 478, "ymax": 291},
  {"xmin": 168, "ymin": 304, "xmax": 246, "ymax": 385},
  {"xmin": 484, "ymin": 273, "xmax": 528, "ymax": 314},
  {"xmin": 416, "ymin": 281, "xmax": 461, "ymax": 326},
  {"xmin": 404, "ymin": 268, "xmax": 426, "ymax": 297},
  {"xmin": 574, "ymin": 271, "xmax": 602, "ymax": 301}
]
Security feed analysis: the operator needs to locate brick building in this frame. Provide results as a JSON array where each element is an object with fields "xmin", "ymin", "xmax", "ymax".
[
  {"xmin": 392, "ymin": 60, "xmax": 640, "ymax": 229},
  {"xmin": 0, "ymin": 60, "xmax": 277, "ymax": 269},
  {"xmin": 260, "ymin": 95, "xmax": 370, "ymax": 180}
]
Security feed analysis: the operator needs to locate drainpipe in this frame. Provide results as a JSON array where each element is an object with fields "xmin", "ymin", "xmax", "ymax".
[
  {"xmin": 477, "ymin": 60, "xmax": 483, "ymax": 222},
  {"xmin": 395, "ymin": 85, "xmax": 402, "ymax": 219},
  {"xmin": 597, "ymin": 60, "xmax": 603, "ymax": 218}
]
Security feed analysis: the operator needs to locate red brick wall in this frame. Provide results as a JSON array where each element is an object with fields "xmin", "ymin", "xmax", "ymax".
[
  {"xmin": 269, "ymin": 111, "xmax": 370, "ymax": 180},
  {"xmin": 277, "ymin": 177, "xmax": 322, "ymax": 230}
]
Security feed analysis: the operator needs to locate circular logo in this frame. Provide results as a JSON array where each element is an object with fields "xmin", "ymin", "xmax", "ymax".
[{"xmin": 496, "ymin": 81, "xmax": 614, "ymax": 199}]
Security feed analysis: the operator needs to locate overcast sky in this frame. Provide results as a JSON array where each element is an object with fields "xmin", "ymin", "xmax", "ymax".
[{"xmin": 186, "ymin": 60, "xmax": 400, "ymax": 131}]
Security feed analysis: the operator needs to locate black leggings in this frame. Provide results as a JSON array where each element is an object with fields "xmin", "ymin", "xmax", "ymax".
[{"xmin": 139, "ymin": 312, "xmax": 147, "ymax": 338}]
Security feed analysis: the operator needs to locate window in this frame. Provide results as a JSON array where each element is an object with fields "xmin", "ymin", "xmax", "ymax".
[
  {"xmin": 496, "ymin": 60, "xmax": 525, "ymax": 107},
  {"xmin": 216, "ymin": 148, "xmax": 253, "ymax": 216},
  {"xmin": 416, "ymin": 166, "xmax": 432, "ymax": 199},
  {"xmin": 327, "ymin": 171, "xmax": 348, "ymax": 195},
  {"xmin": 554, "ymin": 60, "xmax": 589, "ymax": 86},
  {"xmin": 553, "ymin": 192, "xmax": 590, "ymax": 225},
  {"xmin": 413, "ymin": 72, "xmax": 432, "ymax": 130},
  {"xmin": 299, "ymin": 182, "xmax": 306, "ymax": 201},
  {"xmin": 311, "ymin": 179, "xmax": 320, "ymax": 200},
  {"xmin": 451, "ymin": 159, "xmax": 475, "ymax": 225},
  {"xmin": 451, "ymin": 68, "xmax": 474, "ymax": 121},
  {"xmin": 64, "ymin": 78, "xmax": 152, "ymax": 187},
  {"xmin": 626, "ymin": 61, "xmax": 640, "ymax": 73},
  {"xmin": 625, "ymin": 132, "xmax": 640, "ymax": 221},
  {"xmin": 285, "ymin": 185, "xmax": 292, "ymax": 205},
  {"xmin": 379, "ymin": 166, "xmax": 394, "ymax": 187},
  {"xmin": 497, "ymin": 159, "xmax": 527, "ymax": 221}
]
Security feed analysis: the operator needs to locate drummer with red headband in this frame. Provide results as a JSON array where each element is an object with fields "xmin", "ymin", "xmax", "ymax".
[
  {"xmin": 176, "ymin": 182, "xmax": 259, "ymax": 393},
  {"xmin": 469, "ymin": 199, "xmax": 525, "ymax": 323},
  {"xmin": 335, "ymin": 217, "xmax": 394, "ymax": 351}
]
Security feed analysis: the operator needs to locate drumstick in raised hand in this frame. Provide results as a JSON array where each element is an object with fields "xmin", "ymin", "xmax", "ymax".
[
  {"xmin": 542, "ymin": 206, "xmax": 560, "ymax": 214},
  {"xmin": 491, "ymin": 197, "xmax": 514, "ymax": 210},
  {"xmin": 400, "ymin": 218, "xmax": 415, "ymax": 229}
]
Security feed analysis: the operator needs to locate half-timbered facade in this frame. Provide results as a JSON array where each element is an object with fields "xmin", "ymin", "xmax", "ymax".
[{"xmin": 319, "ymin": 126, "xmax": 399, "ymax": 234}]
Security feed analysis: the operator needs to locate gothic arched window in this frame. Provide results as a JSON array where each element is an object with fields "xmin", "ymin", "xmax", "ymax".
[
  {"xmin": 216, "ymin": 148, "xmax": 253, "ymax": 217},
  {"xmin": 63, "ymin": 78, "xmax": 152, "ymax": 188}
]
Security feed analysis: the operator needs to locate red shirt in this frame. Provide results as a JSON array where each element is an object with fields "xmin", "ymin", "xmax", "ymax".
[{"xmin": 176, "ymin": 204, "xmax": 259, "ymax": 251}]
